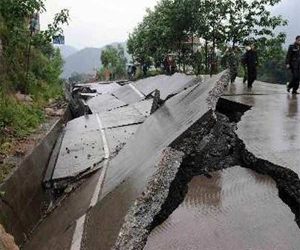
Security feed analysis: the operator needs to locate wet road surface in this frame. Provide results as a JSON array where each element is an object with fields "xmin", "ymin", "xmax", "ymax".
[
  {"xmin": 23, "ymin": 171, "xmax": 102, "ymax": 250},
  {"xmin": 82, "ymin": 73, "xmax": 224, "ymax": 250},
  {"xmin": 145, "ymin": 166, "xmax": 300, "ymax": 250},
  {"xmin": 223, "ymin": 79, "xmax": 300, "ymax": 175},
  {"xmin": 21, "ymin": 75, "xmax": 300, "ymax": 250}
]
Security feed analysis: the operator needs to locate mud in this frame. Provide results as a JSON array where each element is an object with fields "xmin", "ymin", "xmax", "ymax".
[{"xmin": 0, "ymin": 117, "xmax": 59, "ymax": 184}]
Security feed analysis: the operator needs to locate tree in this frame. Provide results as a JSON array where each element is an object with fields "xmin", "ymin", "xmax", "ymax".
[
  {"xmin": 0, "ymin": 0, "xmax": 69, "ymax": 93},
  {"xmin": 100, "ymin": 45, "xmax": 127, "ymax": 80},
  {"xmin": 223, "ymin": 0, "xmax": 287, "ymax": 46},
  {"xmin": 257, "ymin": 36, "xmax": 289, "ymax": 84},
  {"xmin": 127, "ymin": 0, "xmax": 287, "ymax": 75}
]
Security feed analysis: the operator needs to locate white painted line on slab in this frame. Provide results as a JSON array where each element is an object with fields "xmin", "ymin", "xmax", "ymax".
[
  {"xmin": 70, "ymin": 214, "xmax": 86, "ymax": 250},
  {"xmin": 129, "ymin": 83, "xmax": 145, "ymax": 98},
  {"xmin": 96, "ymin": 113, "xmax": 110, "ymax": 158},
  {"xmin": 70, "ymin": 114, "xmax": 111, "ymax": 250},
  {"xmin": 90, "ymin": 159, "xmax": 109, "ymax": 207}
]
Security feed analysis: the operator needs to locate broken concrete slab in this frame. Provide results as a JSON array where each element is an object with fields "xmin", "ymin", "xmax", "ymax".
[
  {"xmin": 132, "ymin": 73, "xmax": 196, "ymax": 100},
  {"xmin": 81, "ymin": 71, "xmax": 230, "ymax": 250},
  {"xmin": 131, "ymin": 99, "xmax": 154, "ymax": 117},
  {"xmin": 75, "ymin": 82, "xmax": 121, "ymax": 95},
  {"xmin": 105, "ymin": 125, "xmax": 140, "ymax": 156},
  {"xmin": 51, "ymin": 102, "xmax": 152, "ymax": 185},
  {"xmin": 111, "ymin": 84, "xmax": 144, "ymax": 105},
  {"xmin": 113, "ymin": 147, "xmax": 184, "ymax": 250},
  {"xmin": 52, "ymin": 115, "xmax": 105, "ymax": 182},
  {"xmin": 165, "ymin": 75, "xmax": 203, "ymax": 100},
  {"xmin": 98, "ymin": 105, "xmax": 146, "ymax": 129},
  {"xmin": 15, "ymin": 72, "xmax": 300, "ymax": 250},
  {"xmin": 131, "ymin": 75, "xmax": 168, "ymax": 96},
  {"xmin": 111, "ymin": 111, "xmax": 243, "ymax": 250},
  {"xmin": 111, "ymin": 105, "xmax": 300, "ymax": 250},
  {"xmin": 86, "ymin": 94, "xmax": 127, "ymax": 114}
]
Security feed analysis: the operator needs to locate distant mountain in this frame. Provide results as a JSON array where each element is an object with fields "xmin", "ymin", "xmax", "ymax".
[
  {"xmin": 61, "ymin": 42, "xmax": 130, "ymax": 79},
  {"xmin": 55, "ymin": 45, "xmax": 78, "ymax": 59}
]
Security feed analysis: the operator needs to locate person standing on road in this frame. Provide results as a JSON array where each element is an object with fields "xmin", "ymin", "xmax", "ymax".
[
  {"xmin": 286, "ymin": 36, "xmax": 300, "ymax": 94},
  {"xmin": 241, "ymin": 46, "xmax": 250, "ymax": 84},
  {"xmin": 228, "ymin": 46, "xmax": 239, "ymax": 84},
  {"xmin": 244, "ymin": 43, "xmax": 258, "ymax": 89},
  {"xmin": 209, "ymin": 47, "xmax": 217, "ymax": 77}
]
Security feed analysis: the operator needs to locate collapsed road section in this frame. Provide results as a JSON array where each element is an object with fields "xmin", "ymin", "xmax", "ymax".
[
  {"xmin": 44, "ymin": 73, "xmax": 199, "ymax": 190},
  {"xmin": 2, "ymin": 72, "xmax": 300, "ymax": 250}
]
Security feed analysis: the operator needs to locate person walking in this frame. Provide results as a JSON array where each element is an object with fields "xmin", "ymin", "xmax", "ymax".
[
  {"xmin": 209, "ymin": 47, "xmax": 217, "ymax": 77},
  {"xmin": 241, "ymin": 46, "xmax": 250, "ymax": 84},
  {"xmin": 163, "ymin": 56, "xmax": 170, "ymax": 75},
  {"xmin": 142, "ymin": 64, "xmax": 148, "ymax": 77},
  {"xmin": 170, "ymin": 57, "xmax": 176, "ymax": 75},
  {"xmin": 228, "ymin": 46, "xmax": 239, "ymax": 84},
  {"xmin": 286, "ymin": 36, "xmax": 300, "ymax": 94},
  {"xmin": 244, "ymin": 43, "xmax": 258, "ymax": 89}
]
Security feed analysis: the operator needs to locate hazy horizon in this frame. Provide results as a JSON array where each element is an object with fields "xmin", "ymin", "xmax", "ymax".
[{"xmin": 41, "ymin": 0, "xmax": 158, "ymax": 50}]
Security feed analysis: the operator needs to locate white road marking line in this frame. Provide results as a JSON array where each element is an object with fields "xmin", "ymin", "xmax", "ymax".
[
  {"xmin": 90, "ymin": 159, "xmax": 109, "ymax": 207},
  {"xmin": 70, "ymin": 114, "xmax": 111, "ymax": 250},
  {"xmin": 129, "ymin": 83, "xmax": 145, "ymax": 98},
  {"xmin": 96, "ymin": 113, "xmax": 110, "ymax": 158},
  {"xmin": 70, "ymin": 214, "xmax": 86, "ymax": 250}
]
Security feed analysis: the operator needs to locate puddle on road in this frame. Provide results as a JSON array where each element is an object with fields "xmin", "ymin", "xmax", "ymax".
[{"xmin": 145, "ymin": 166, "xmax": 300, "ymax": 250}]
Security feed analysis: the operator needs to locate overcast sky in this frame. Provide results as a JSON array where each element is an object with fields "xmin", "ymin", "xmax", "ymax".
[
  {"xmin": 41, "ymin": 0, "xmax": 158, "ymax": 49},
  {"xmin": 41, "ymin": 0, "xmax": 298, "ymax": 50}
]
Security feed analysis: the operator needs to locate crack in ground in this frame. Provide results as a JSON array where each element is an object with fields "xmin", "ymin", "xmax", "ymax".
[{"xmin": 113, "ymin": 107, "xmax": 300, "ymax": 250}]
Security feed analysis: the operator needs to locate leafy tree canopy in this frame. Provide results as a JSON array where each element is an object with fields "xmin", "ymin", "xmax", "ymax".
[
  {"xmin": 128, "ymin": 0, "xmax": 287, "ymax": 74},
  {"xmin": 0, "ymin": 0, "xmax": 69, "ymax": 93},
  {"xmin": 99, "ymin": 45, "xmax": 127, "ymax": 80}
]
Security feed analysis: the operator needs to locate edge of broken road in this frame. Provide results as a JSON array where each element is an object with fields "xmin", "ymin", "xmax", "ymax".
[
  {"xmin": 0, "ymin": 108, "xmax": 72, "ymax": 245},
  {"xmin": 113, "ymin": 80, "xmax": 300, "ymax": 249}
]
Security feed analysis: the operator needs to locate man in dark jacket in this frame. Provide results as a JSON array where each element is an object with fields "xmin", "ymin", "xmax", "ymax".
[
  {"xmin": 245, "ymin": 43, "xmax": 258, "ymax": 89},
  {"xmin": 286, "ymin": 36, "xmax": 300, "ymax": 94},
  {"xmin": 209, "ymin": 47, "xmax": 217, "ymax": 77}
]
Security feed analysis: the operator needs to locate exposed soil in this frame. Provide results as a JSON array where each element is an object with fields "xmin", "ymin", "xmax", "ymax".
[
  {"xmin": 0, "ymin": 101, "xmax": 66, "ymax": 185},
  {"xmin": 0, "ymin": 224, "xmax": 19, "ymax": 250}
]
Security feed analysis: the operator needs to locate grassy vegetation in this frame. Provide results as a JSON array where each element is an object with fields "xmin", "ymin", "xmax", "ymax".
[
  {"xmin": 0, "ymin": 47, "xmax": 65, "ymax": 139},
  {"xmin": 0, "ymin": 91, "xmax": 44, "ymax": 136},
  {"xmin": 0, "ymin": 52, "xmax": 65, "ymax": 183},
  {"xmin": 0, "ymin": 2, "xmax": 69, "ymax": 184},
  {"xmin": 0, "ymin": 162, "xmax": 15, "ymax": 184}
]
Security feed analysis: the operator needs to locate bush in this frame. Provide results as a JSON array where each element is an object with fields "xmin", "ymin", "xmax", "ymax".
[{"xmin": 0, "ymin": 90, "xmax": 45, "ymax": 138}]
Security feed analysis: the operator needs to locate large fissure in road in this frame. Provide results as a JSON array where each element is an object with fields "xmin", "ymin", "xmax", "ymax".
[
  {"xmin": 113, "ymin": 99, "xmax": 300, "ymax": 250},
  {"xmin": 14, "ymin": 73, "xmax": 300, "ymax": 250}
]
